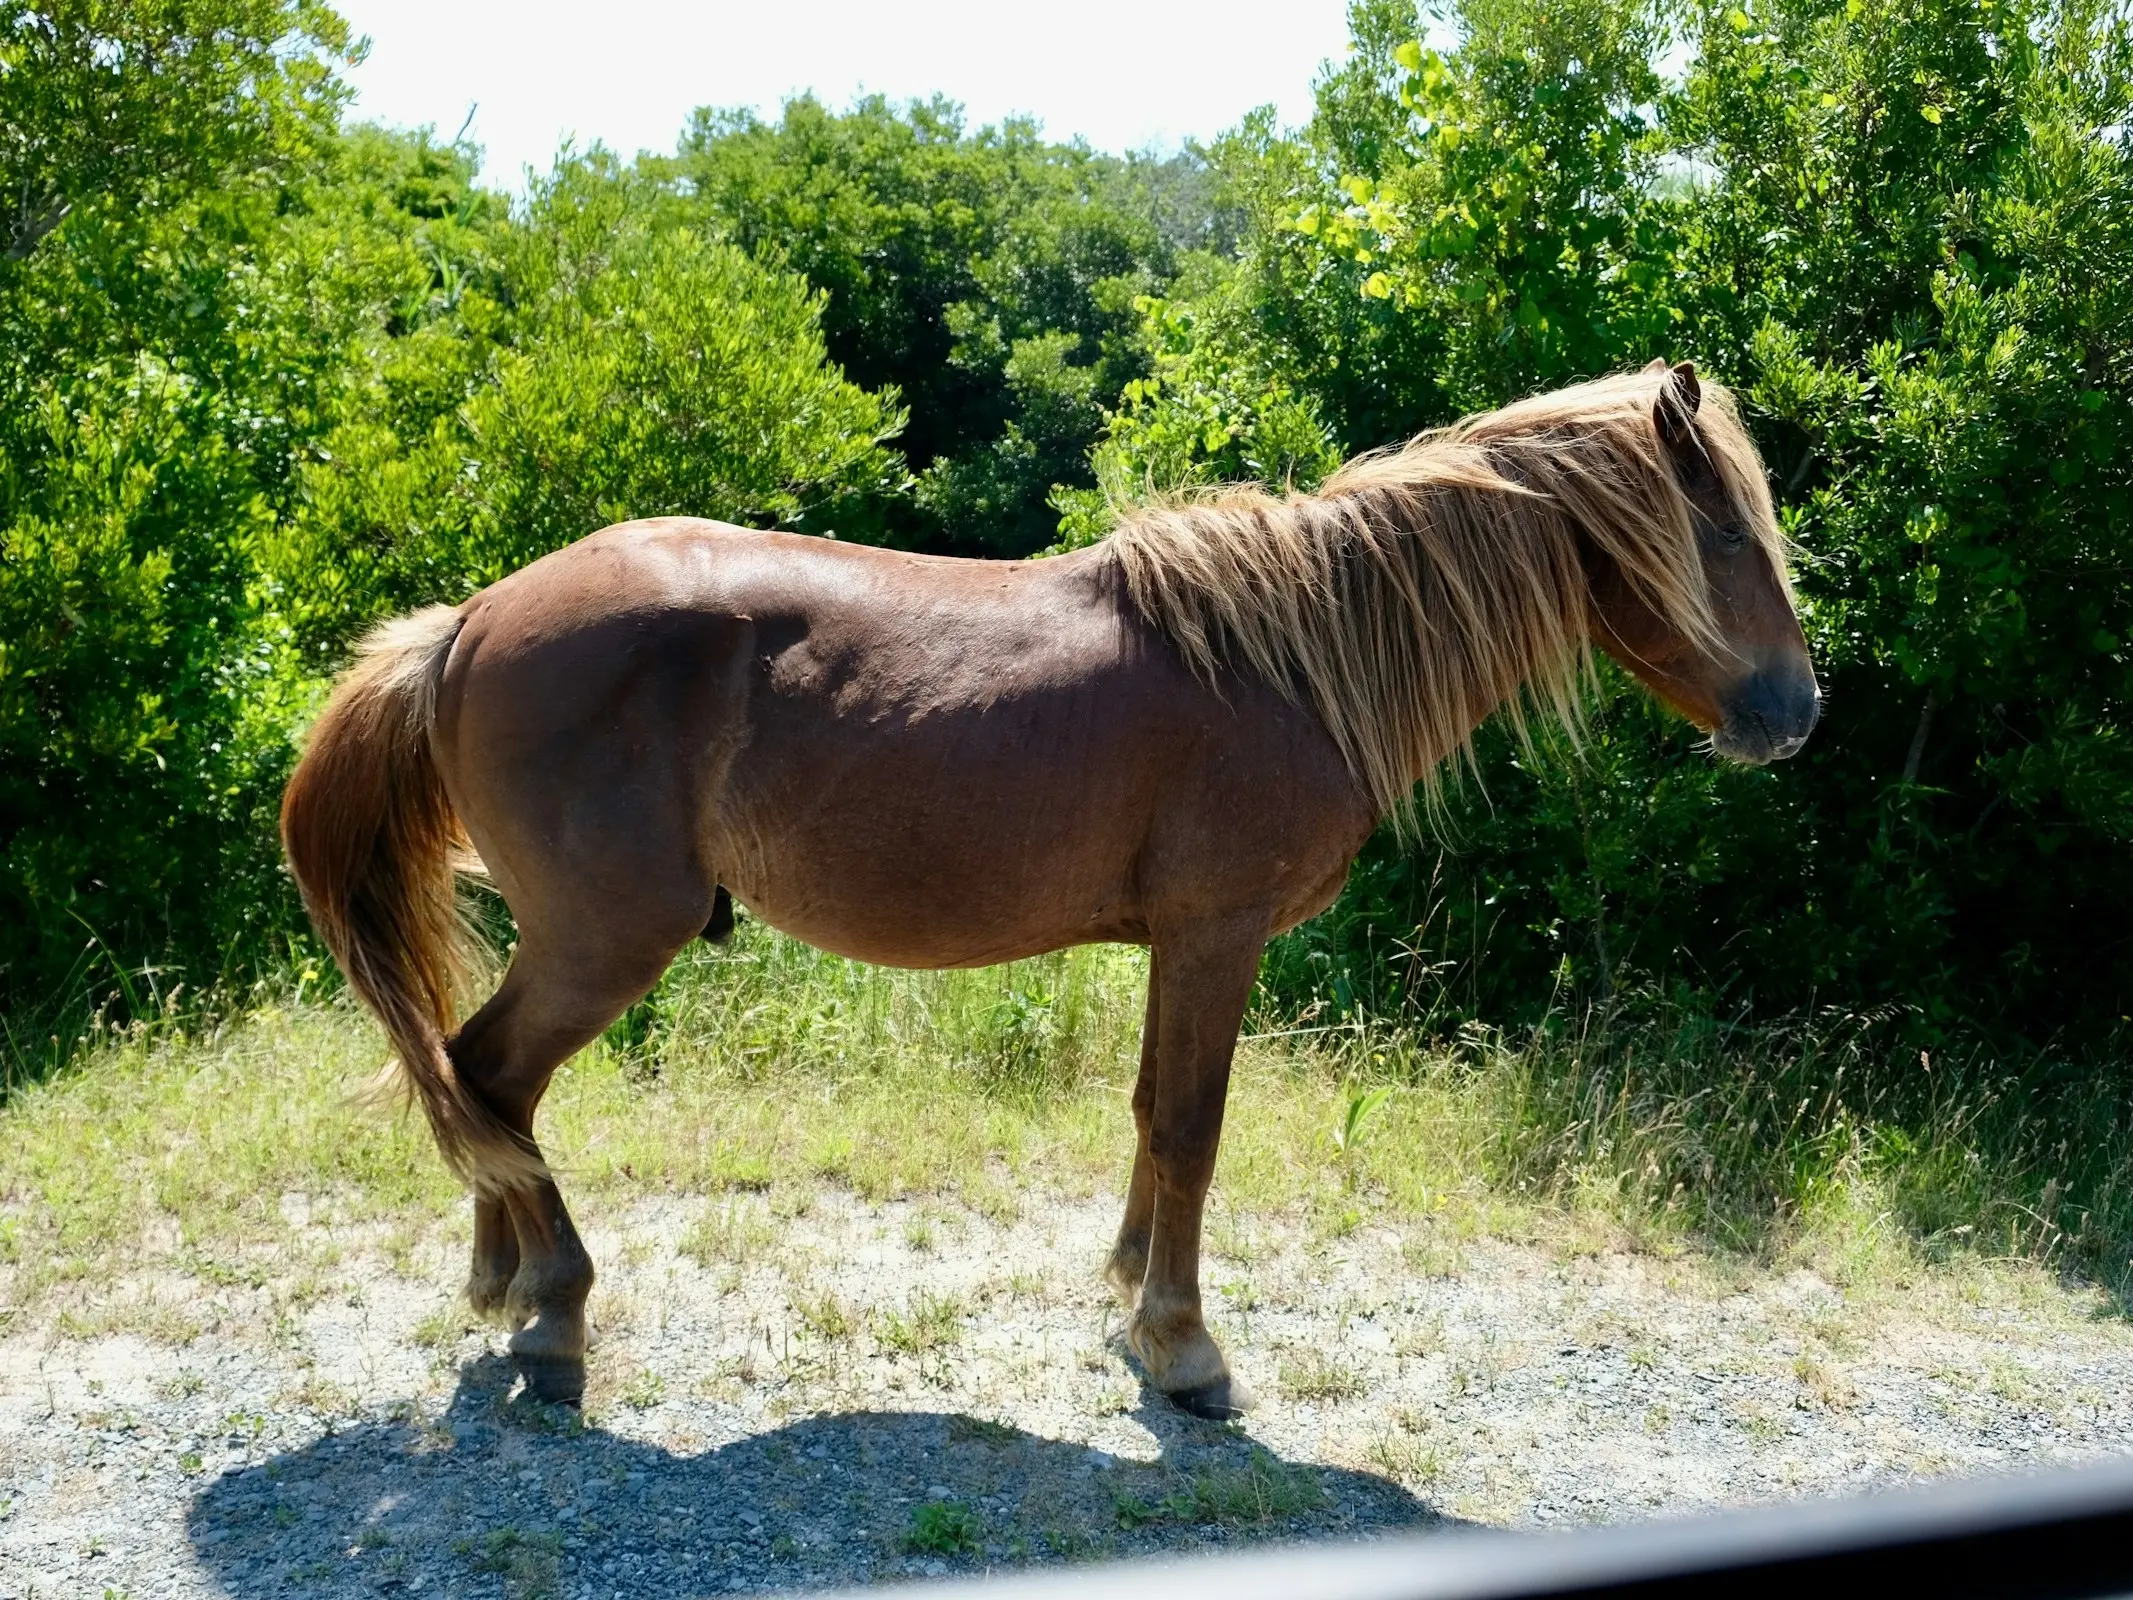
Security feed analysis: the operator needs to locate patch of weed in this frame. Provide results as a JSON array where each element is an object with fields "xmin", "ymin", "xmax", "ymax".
[
  {"xmin": 1792, "ymin": 1355, "xmax": 1856, "ymax": 1412},
  {"xmin": 875, "ymin": 1290, "xmax": 965, "ymax": 1382},
  {"xmin": 1366, "ymin": 1431, "xmax": 1442, "ymax": 1487},
  {"xmin": 903, "ymin": 1499, "xmax": 981, "ymax": 1555},
  {"xmin": 621, "ymin": 1368, "xmax": 666, "ymax": 1411},
  {"xmin": 457, "ymin": 1526, "xmax": 564, "ymax": 1598},
  {"xmin": 947, "ymin": 1413, "xmax": 1017, "ymax": 1445},
  {"xmin": 1183, "ymin": 1451, "xmax": 1330, "ymax": 1524},
  {"xmin": 795, "ymin": 1289, "xmax": 856, "ymax": 1343},
  {"xmin": 680, "ymin": 1201, "xmax": 774, "ymax": 1268},
  {"xmin": 412, "ymin": 1305, "xmax": 472, "ymax": 1352},
  {"xmin": 1277, "ymin": 1348, "xmax": 1367, "ymax": 1402},
  {"xmin": 1115, "ymin": 1449, "xmax": 1328, "ymax": 1528}
]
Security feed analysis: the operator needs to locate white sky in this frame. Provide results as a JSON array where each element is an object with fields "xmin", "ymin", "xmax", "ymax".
[{"xmin": 334, "ymin": 0, "xmax": 1359, "ymax": 191}]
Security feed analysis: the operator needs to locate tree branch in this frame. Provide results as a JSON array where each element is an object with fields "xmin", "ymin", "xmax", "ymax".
[
  {"xmin": 6, "ymin": 192, "xmax": 72, "ymax": 261},
  {"xmin": 1901, "ymin": 688, "xmax": 1939, "ymax": 786}
]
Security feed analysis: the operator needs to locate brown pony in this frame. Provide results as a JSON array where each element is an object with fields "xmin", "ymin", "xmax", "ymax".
[{"xmin": 281, "ymin": 361, "xmax": 1818, "ymax": 1416}]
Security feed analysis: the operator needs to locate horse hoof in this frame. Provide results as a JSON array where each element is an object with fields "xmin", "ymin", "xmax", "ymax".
[
  {"xmin": 512, "ymin": 1352, "xmax": 585, "ymax": 1406},
  {"xmin": 1166, "ymin": 1372, "xmax": 1256, "ymax": 1421}
]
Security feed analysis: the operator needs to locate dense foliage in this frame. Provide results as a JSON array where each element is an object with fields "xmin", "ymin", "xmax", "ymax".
[
  {"xmin": 3, "ymin": 0, "xmax": 2130, "ymax": 1061},
  {"xmin": 661, "ymin": 95, "xmax": 1220, "ymax": 554},
  {"xmin": 1076, "ymin": 0, "xmax": 2133, "ymax": 1041},
  {"xmin": 0, "ymin": 14, "xmax": 901, "ymax": 1035}
]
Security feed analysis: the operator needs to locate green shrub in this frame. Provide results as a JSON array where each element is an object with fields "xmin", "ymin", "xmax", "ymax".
[
  {"xmin": 8, "ymin": 0, "xmax": 2131, "ymax": 1075},
  {"xmin": 1093, "ymin": 0, "xmax": 2133, "ymax": 1040},
  {"xmin": 1, "ymin": 53, "xmax": 904, "ymax": 1052},
  {"xmin": 666, "ymin": 95, "xmax": 1211, "ymax": 554},
  {"xmin": 268, "ymin": 154, "xmax": 905, "ymax": 650},
  {"xmin": 0, "ymin": 1, "xmax": 349, "ymax": 1034},
  {"xmin": 903, "ymin": 1500, "xmax": 981, "ymax": 1556}
]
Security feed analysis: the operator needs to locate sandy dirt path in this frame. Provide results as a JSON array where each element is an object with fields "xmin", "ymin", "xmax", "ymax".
[{"xmin": 5, "ymin": 1188, "xmax": 2131, "ymax": 1598}]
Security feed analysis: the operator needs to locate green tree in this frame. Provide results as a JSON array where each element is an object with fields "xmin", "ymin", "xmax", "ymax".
[
  {"xmin": 0, "ymin": 0, "xmax": 347, "ymax": 260},
  {"xmin": 1668, "ymin": 0, "xmax": 2133, "ymax": 1021},
  {"xmin": 1080, "ymin": 0, "xmax": 2133, "ymax": 1038},
  {"xmin": 0, "ymin": 0, "xmax": 352, "ymax": 1026},
  {"xmin": 271, "ymin": 155, "xmax": 905, "ymax": 646},
  {"xmin": 666, "ymin": 95, "xmax": 1208, "ymax": 554},
  {"xmin": 3, "ymin": 97, "xmax": 903, "ymax": 1035}
]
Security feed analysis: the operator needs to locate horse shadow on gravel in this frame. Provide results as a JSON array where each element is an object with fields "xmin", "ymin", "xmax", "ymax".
[{"xmin": 185, "ymin": 1354, "xmax": 1453, "ymax": 1596}]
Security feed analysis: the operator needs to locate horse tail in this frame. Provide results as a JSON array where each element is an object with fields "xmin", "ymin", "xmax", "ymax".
[{"xmin": 280, "ymin": 605, "xmax": 545, "ymax": 1195}]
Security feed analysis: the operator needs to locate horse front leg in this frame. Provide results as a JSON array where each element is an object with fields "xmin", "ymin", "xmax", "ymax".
[
  {"xmin": 1127, "ymin": 927, "xmax": 1262, "ymax": 1419},
  {"xmin": 1104, "ymin": 955, "xmax": 1159, "ymax": 1305}
]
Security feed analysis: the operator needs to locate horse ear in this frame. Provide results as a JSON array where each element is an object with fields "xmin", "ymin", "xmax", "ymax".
[
  {"xmin": 1653, "ymin": 361, "xmax": 1700, "ymax": 447},
  {"xmin": 1671, "ymin": 360, "xmax": 1702, "ymax": 414},
  {"xmin": 1643, "ymin": 357, "xmax": 1670, "ymax": 375}
]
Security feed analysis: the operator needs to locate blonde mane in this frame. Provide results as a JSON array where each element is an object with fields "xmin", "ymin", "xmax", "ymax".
[{"xmin": 1108, "ymin": 367, "xmax": 1787, "ymax": 826}]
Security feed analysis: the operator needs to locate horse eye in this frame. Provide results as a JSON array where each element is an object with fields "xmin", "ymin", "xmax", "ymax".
[{"xmin": 1715, "ymin": 524, "xmax": 1749, "ymax": 553}]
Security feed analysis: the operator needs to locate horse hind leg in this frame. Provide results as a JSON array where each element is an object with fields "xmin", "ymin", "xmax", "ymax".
[
  {"xmin": 466, "ymin": 1197, "xmax": 520, "ymax": 1323},
  {"xmin": 447, "ymin": 902, "xmax": 709, "ymax": 1402}
]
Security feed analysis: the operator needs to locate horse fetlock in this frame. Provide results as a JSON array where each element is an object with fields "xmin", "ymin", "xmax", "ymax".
[
  {"xmin": 501, "ymin": 1250, "xmax": 594, "ymax": 1330},
  {"xmin": 1131, "ymin": 1310, "xmax": 1255, "ymax": 1419},
  {"xmin": 1102, "ymin": 1234, "xmax": 1149, "ymax": 1307},
  {"xmin": 467, "ymin": 1209, "xmax": 521, "ymax": 1323},
  {"xmin": 1129, "ymin": 1300, "xmax": 1221, "ymax": 1385},
  {"xmin": 465, "ymin": 1264, "xmax": 524, "ymax": 1326}
]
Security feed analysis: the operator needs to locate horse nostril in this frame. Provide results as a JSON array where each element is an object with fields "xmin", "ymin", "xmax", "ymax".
[{"xmin": 1724, "ymin": 670, "xmax": 1819, "ymax": 762}]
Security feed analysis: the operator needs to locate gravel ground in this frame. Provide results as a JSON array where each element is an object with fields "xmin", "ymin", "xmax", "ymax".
[{"xmin": 5, "ymin": 1187, "xmax": 2133, "ymax": 1598}]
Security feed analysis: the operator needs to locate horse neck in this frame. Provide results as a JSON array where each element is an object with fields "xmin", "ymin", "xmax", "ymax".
[{"xmin": 1320, "ymin": 471, "xmax": 1594, "ymax": 809}]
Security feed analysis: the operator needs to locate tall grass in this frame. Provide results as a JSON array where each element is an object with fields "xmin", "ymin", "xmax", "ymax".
[
  {"xmin": 620, "ymin": 932, "xmax": 1147, "ymax": 1102},
  {"xmin": 0, "ymin": 933, "xmax": 1153, "ymax": 1310},
  {"xmin": 1310, "ymin": 1001, "xmax": 2133, "ymax": 1300},
  {"xmin": 3, "ymin": 921, "xmax": 2130, "ymax": 1318}
]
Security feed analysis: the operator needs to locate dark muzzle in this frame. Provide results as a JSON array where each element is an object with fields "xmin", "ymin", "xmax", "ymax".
[{"xmin": 1713, "ymin": 667, "xmax": 1821, "ymax": 764}]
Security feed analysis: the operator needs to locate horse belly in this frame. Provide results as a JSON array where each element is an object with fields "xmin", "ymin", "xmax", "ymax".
[
  {"xmin": 713, "ymin": 738, "xmax": 1152, "ymax": 969},
  {"xmin": 723, "ymin": 811, "xmax": 1145, "ymax": 968},
  {"xmin": 740, "ymin": 898, "xmax": 1131, "ymax": 970}
]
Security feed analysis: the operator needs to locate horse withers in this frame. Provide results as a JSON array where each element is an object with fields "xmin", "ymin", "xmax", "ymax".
[{"xmin": 281, "ymin": 360, "xmax": 1818, "ymax": 1415}]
